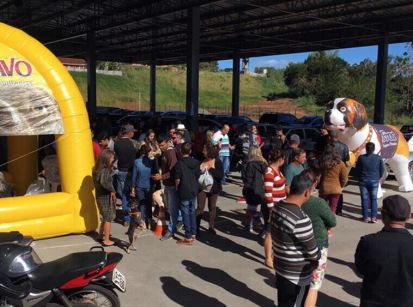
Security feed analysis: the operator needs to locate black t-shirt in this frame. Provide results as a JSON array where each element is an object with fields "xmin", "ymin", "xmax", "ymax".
[{"xmin": 114, "ymin": 138, "xmax": 136, "ymax": 171}]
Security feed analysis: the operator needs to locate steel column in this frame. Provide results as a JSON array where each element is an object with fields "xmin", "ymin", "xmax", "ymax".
[
  {"xmin": 232, "ymin": 54, "xmax": 240, "ymax": 117},
  {"xmin": 374, "ymin": 36, "xmax": 388, "ymax": 124},
  {"xmin": 87, "ymin": 29, "xmax": 97, "ymax": 120},
  {"xmin": 186, "ymin": 6, "xmax": 200, "ymax": 129},
  {"xmin": 150, "ymin": 61, "xmax": 156, "ymax": 113}
]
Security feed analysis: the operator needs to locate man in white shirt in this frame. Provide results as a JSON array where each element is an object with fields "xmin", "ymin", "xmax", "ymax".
[{"xmin": 213, "ymin": 124, "xmax": 234, "ymax": 184}]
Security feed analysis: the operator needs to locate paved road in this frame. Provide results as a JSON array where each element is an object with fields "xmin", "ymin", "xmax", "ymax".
[{"xmin": 33, "ymin": 175, "xmax": 413, "ymax": 306}]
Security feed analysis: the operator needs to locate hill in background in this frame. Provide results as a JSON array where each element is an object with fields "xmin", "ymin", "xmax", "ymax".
[{"xmin": 69, "ymin": 65, "xmax": 307, "ymax": 119}]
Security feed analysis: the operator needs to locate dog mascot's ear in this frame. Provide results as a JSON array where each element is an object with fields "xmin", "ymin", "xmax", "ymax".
[{"xmin": 348, "ymin": 99, "xmax": 368, "ymax": 130}]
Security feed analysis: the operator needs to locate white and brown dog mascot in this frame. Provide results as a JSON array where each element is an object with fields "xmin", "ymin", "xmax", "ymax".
[{"xmin": 325, "ymin": 97, "xmax": 413, "ymax": 192}]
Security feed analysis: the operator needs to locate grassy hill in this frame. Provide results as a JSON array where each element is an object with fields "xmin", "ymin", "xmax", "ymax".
[{"xmin": 69, "ymin": 66, "xmax": 288, "ymax": 113}]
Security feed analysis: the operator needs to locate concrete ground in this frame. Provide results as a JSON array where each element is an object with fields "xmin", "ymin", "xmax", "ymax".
[{"xmin": 33, "ymin": 174, "xmax": 413, "ymax": 307}]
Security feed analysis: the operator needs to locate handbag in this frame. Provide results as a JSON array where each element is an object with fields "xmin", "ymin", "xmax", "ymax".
[{"xmin": 199, "ymin": 170, "xmax": 214, "ymax": 192}]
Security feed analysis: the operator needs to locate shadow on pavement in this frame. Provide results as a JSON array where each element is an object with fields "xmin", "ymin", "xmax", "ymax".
[
  {"xmin": 255, "ymin": 268, "xmax": 276, "ymax": 288},
  {"xmin": 318, "ymin": 291, "xmax": 356, "ymax": 307},
  {"xmin": 197, "ymin": 228, "xmax": 264, "ymax": 264},
  {"xmin": 325, "ymin": 274, "xmax": 361, "ymax": 298},
  {"xmin": 182, "ymin": 260, "xmax": 274, "ymax": 307},
  {"xmin": 220, "ymin": 190, "xmax": 241, "ymax": 201},
  {"xmin": 214, "ymin": 209, "xmax": 262, "ymax": 243},
  {"xmin": 328, "ymin": 257, "xmax": 360, "ymax": 276},
  {"xmin": 160, "ymin": 276, "xmax": 226, "ymax": 307}
]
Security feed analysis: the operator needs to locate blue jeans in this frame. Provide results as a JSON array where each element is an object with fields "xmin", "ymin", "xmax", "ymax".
[
  {"xmin": 136, "ymin": 187, "xmax": 151, "ymax": 221},
  {"xmin": 115, "ymin": 171, "xmax": 130, "ymax": 222},
  {"xmin": 180, "ymin": 197, "xmax": 197, "ymax": 239},
  {"xmin": 359, "ymin": 180, "xmax": 379, "ymax": 219},
  {"xmin": 164, "ymin": 186, "xmax": 179, "ymax": 234},
  {"xmin": 220, "ymin": 155, "xmax": 230, "ymax": 183}
]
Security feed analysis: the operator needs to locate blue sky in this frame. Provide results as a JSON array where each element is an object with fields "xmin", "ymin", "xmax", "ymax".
[{"xmin": 218, "ymin": 43, "xmax": 409, "ymax": 71}]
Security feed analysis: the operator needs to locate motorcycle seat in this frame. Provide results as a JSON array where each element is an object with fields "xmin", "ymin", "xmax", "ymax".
[{"xmin": 28, "ymin": 251, "xmax": 106, "ymax": 291}]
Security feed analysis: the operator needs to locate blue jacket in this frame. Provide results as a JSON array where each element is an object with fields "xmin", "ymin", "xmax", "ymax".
[
  {"xmin": 131, "ymin": 156, "xmax": 156, "ymax": 189},
  {"xmin": 355, "ymin": 153, "xmax": 384, "ymax": 182}
]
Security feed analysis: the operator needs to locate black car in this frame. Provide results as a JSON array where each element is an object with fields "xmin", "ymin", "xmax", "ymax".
[
  {"xmin": 400, "ymin": 125, "xmax": 413, "ymax": 141},
  {"xmin": 259, "ymin": 112, "xmax": 299, "ymax": 126}
]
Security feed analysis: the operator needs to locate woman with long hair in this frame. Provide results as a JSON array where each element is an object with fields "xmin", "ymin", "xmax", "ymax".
[
  {"xmin": 196, "ymin": 143, "xmax": 224, "ymax": 236},
  {"xmin": 92, "ymin": 149, "xmax": 117, "ymax": 246},
  {"xmin": 144, "ymin": 129, "xmax": 161, "ymax": 160},
  {"xmin": 263, "ymin": 148, "xmax": 287, "ymax": 268},
  {"xmin": 241, "ymin": 146, "xmax": 267, "ymax": 232},
  {"xmin": 318, "ymin": 144, "xmax": 348, "ymax": 215}
]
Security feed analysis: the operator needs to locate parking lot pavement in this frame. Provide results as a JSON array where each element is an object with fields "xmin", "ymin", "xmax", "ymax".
[{"xmin": 33, "ymin": 175, "xmax": 413, "ymax": 306}]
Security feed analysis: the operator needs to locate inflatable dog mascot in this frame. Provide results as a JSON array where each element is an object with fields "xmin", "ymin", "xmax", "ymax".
[{"xmin": 325, "ymin": 97, "xmax": 413, "ymax": 192}]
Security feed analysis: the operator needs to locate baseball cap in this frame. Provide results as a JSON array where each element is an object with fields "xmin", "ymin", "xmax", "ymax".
[
  {"xmin": 121, "ymin": 124, "xmax": 137, "ymax": 133},
  {"xmin": 290, "ymin": 134, "xmax": 300, "ymax": 144},
  {"xmin": 177, "ymin": 124, "xmax": 185, "ymax": 130},
  {"xmin": 382, "ymin": 195, "xmax": 411, "ymax": 221}
]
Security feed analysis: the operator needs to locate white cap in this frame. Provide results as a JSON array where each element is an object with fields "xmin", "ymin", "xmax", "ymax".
[{"xmin": 177, "ymin": 124, "xmax": 185, "ymax": 130}]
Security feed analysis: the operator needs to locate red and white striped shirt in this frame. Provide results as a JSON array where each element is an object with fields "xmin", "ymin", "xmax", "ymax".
[{"xmin": 264, "ymin": 166, "xmax": 287, "ymax": 208}]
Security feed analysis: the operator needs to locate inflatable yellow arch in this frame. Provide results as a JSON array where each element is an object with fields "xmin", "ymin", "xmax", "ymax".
[{"xmin": 0, "ymin": 23, "xmax": 98, "ymax": 239}]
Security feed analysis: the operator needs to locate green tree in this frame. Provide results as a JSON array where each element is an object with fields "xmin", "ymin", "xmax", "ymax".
[
  {"xmin": 283, "ymin": 62, "xmax": 309, "ymax": 97},
  {"xmin": 304, "ymin": 51, "xmax": 350, "ymax": 104},
  {"xmin": 346, "ymin": 59, "xmax": 376, "ymax": 108},
  {"xmin": 199, "ymin": 61, "xmax": 219, "ymax": 72}
]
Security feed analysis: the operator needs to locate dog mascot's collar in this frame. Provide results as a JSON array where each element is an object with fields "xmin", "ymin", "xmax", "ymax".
[{"xmin": 351, "ymin": 125, "xmax": 373, "ymax": 159}]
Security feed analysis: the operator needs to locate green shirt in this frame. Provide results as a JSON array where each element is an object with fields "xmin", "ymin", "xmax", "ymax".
[
  {"xmin": 301, "ymin": 196, "xmax": 336, "ymax": 248},
  {"xmin": 285, "ymin": 163, "xmax": 304, "ymax": 186}
]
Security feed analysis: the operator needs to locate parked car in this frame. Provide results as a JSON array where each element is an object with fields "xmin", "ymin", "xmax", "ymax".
[
  {"xmin": 400, "ymin": 125, "xmax": 413, "ymax": 141},
  {"xmin": 96, "ymin": 106, "xmax": 120, "ymax": 116},
  {"xmin": 259, "ymin": 112, "xmax": 299, "ymax": 126},
  {"xmin": 298, "ymin": 116, "xmax": 324, "ymax": 129},
  {"xmin": 257, "ymin": 123, "xmax": 277, "ymax": 142},
  {"xmin": 160, "ymin": 111, "xmax": 187, "ymax": 117},
  {"xmin": 206, "ymin": 114, "xmax": 254, "ymax": 129},
  {"xmin": 283, "ymin": 127, "xmax": 323, "ymax": 151}
]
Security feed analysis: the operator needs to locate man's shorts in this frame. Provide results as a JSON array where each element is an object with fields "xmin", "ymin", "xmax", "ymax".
[{"xmin": 310, "ymin": 247, "xmax": 328, "ymax": 290}]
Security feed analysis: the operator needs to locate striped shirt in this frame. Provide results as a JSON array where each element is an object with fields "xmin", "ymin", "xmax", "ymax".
[
  {"xmin": 271, "ymin": 200, "xmax": 320, "ymax": 285},
  {"xmin": 264, "ymin": 166, "xmax": 286, "ymax": 208},
  {"xmin": 213, "ymin": 130, "xmax": 230, "ymax": 157}
]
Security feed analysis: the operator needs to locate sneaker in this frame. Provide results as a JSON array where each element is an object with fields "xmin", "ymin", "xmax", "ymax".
[
  {"xmin": 191, "ymin": 235, "xmax": 196, "ymax": 242},
  {"xmin": 176, "ymin": 222, "xmax": 184, "ymax": 232},
  {"xmin": 176, "ymin": 238, "xmax": 193, "ymax": 245},
  {"xmin": 371, "ymin": 217, "xmax": 378, "ymax": 223},
  {"xmin": 361, "ymin": 217, "xmax": 369, "ymax": 223},
  {"xmin": 208, "ymin": 227, "xmax": 217, "ymax": 235},
  {"xmin": 160, "ymin": 232, "xmax": 173, "ymax": 241}
]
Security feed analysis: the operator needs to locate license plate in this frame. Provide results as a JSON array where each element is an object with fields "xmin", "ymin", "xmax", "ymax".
[{"xmin": 112, "ymin": 268, "xmax": 126, "ymax": 292}]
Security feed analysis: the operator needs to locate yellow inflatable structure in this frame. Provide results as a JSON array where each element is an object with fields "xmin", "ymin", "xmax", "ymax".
[{"xmin": 0, "ymin": 23, "xmax": 98, "ymax": 238}]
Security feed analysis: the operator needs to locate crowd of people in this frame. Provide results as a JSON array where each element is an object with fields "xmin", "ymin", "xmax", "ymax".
[{"xmin": 89, "ymin": 118, "xmax": 412, "ymax": 307}]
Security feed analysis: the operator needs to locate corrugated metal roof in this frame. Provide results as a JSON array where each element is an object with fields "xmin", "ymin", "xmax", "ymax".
[{"xmin": 1, "ymin": 0, "xmax": 413, "ymax": 64}]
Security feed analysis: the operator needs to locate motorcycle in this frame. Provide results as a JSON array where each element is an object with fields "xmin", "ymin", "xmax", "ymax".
[
  {"xmin": 0, "ymin": 242, "xmax": 125, "ymax": 306},
  {"xmin": 0, "ymin": 232, "xmax": 33, "ymax": 246}
]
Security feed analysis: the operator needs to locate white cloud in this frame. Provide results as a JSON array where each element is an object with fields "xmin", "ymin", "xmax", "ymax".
[{"xmin": 255, "ymin": 59, "xmax": 295, "ymax": 68}]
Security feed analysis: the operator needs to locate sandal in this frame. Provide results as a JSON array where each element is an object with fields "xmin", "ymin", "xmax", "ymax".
[
  {"xmin": 101, "ymin": 241, "xmax": 115, "ymax": 247},
  {"xmin": 265, "ymin": 259, "xmax": 274, "ymax": 269}
]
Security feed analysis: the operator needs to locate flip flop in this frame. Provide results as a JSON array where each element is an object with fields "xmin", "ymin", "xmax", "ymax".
[{"xmin": 101, "ymin": 241, "xmax": 115, "ymax": 247}]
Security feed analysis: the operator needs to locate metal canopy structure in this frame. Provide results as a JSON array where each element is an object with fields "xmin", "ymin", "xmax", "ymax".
[{"xmin": 2, "ymin": 0, "xmax": 413, "ymax": 65}]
